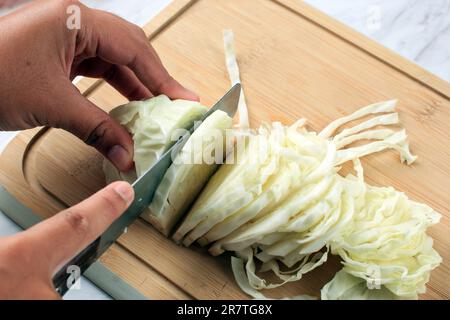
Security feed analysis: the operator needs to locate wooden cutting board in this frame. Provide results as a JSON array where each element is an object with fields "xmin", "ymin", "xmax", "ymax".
[{"xmin": 0, "ymin": 0, "xmax": 448, "ymax": 299}]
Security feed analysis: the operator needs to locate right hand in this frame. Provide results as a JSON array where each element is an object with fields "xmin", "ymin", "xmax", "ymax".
[{"xmin": 0, "ymin": 181, "xmax": 134, "ymax": 299}]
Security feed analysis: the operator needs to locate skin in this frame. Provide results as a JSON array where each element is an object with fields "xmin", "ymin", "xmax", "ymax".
[{"xmin": 0, "ymin": 0, "xmax": 198, "ymax": 299}]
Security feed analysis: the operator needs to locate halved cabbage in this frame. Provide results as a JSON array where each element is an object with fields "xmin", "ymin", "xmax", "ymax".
[{"xmin": 103, "ymin": 95, "xmax": 207, "ymax": 183}]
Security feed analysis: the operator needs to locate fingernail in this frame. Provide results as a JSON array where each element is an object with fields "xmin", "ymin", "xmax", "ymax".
[
  {"xmin": 107, "ymin": 145, "xmax": 131, "ymax": 171},
  {"xmin": 192, "ymin": 92, "xmax": 200, "ymax": 102},
  {"xmin": 114, "ymin": 182, "xmax": 134, "ymax": 205},
  {"xmin": 185, "ymin": 87, "xmax": 200, "ymax": 102}
]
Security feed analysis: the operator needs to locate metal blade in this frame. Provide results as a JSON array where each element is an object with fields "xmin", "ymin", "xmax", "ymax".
[
  {"xmin": 202, "ymin": 83, "xmax": 241, "ymax": 119},
  {"xmin": 98, "ymin": 148, "xmax": 175, "ymax": 252}
]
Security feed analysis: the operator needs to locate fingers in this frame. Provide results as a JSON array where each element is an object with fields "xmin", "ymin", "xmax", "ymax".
[
  {"xmin": 49, "ymin": 81, "xmax": 134, "ymax": 171},
  {"xmin": 22, "ymin": 181, "xmax": 134, "ymax": 274},
  {"xmin": 129, "ymin": 47, "xmax": 200, "ymax": 101},
  {"xmin": 75, "ymin": 58, "xmax": 152, "ymax": 101},
  {"xmin": 85, "ymin": 9, "xmax": 199, "ymax": 101},
  {"xmin": 104, "ymin": 64, "xmax": 154, "ymax": 101},
  {"xmin": 13, "ymin": 279, "xmax": 60, "ymax": 300}
]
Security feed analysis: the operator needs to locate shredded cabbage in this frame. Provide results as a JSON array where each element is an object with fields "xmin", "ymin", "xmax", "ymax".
[
  {"xmin": 321, "ymin": 269, "xmax": 414, "ymax": 300},
  {"xmin": 208, "ymin": 109, "xmax": 438, "ymax": 299},
  {"xmin": 330, "ymin": 183, "xmax": 442, "ymax": 298},
  {"xmin": 101, "ymin": 30, "xmax": 442, "ymax": 301},
  {"xmin": 223, "ymin": 29, "xmax": 249, "ymax": 129},
  {"xmin": 175, "ymin": 29, "xmax": 440, "ymax": 299}
]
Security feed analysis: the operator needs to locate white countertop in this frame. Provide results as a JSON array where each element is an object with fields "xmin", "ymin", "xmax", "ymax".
[
  {"xmin": 305, "ymin": 0, "xmax": 450, "ymax": 83},
  {"xmin": 0, "ymin": 0, "xmax": 448, "ymax": 299}
]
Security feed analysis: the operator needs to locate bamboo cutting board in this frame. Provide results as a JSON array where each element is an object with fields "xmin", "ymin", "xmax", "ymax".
[{"xmin": 0, "ymin": 0, "xmax": 448, "ymax": 299}]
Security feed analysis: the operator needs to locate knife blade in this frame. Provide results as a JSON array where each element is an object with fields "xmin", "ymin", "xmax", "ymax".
[{"xmin": 53, "ymin": 83, "xmax": 241, "ymax": 296}]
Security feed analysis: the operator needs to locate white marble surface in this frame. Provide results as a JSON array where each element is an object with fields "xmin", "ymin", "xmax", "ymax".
[
  {"xmin": 304, "ymin": 0, "xmax": 450, "ymax": 83},
  {"xmin": 0, "ymin": 0, "xmax": 449, "ymax": 299},
  {"xmin": 80, "ymin": 0, "xmax": 171, "ymax": 27}
]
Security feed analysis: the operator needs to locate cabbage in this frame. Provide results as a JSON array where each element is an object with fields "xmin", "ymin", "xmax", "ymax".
[
  {"xmin": 321, "ymin": 269, "xmax": 413, "ymax": 300},
  {"xmin": 103, "ymin": 160, "xmax": 137, "ymax": 185},
  {"xmin": 100, "ymin": 30, "xmax": 442, "ymax": 300},
  {"xmin": 174, "ymin": 123, "xmax": 293, "ymax": 245},
  {"xmin": 103, "ymin": 95, "xmax": 207, "ymax": 183},
  {"xmin": 223, "ymin": 29, "xmax": 249, "ymax": 129},
  {"xmin": 319, "ymin": 100, "xmax": 397, "ymax": 139},
  {"xmin": 175, "ymin": 122, "xmax": 332, "ymax": 247},
  {"xmin": 169, "ymin": 93, "xmax": 440, "ymax": 299},
  {"xmin": 330, "ymin": 183, "xmax": 442, "ymax": 298},
  {"xmin": 145, "ymin": 110, "xmax": 233, "ymax": 235}
]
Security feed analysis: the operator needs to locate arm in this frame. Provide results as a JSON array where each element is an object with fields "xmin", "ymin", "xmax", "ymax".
[{"xmin": 0, "ymin": 0, "xmax": 198, "ymax": 171}]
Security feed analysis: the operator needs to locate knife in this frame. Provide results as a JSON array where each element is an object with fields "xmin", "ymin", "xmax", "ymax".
[{"xmin": 52, "ymin": 84, "xmax": 241, "ymax": 296}]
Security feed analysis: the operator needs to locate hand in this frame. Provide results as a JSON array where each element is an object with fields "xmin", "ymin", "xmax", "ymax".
[
  {"xmin": 0, "ymin": 181, "xmax": 134, "ymax": 299},
  {"xmin": 0, "ymin": 0, "xmax": 198, "ymax": 171}
]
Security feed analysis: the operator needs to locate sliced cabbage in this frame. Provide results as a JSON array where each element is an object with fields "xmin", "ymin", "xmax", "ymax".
[
  {"xmin": 321, "ymin": 269, "xmax": 413, "ymax": 300},
  {"xmin": 174, "ymin": 123, "xmax": 293, "ymax": 245},
  {"xmin": 100, "ymin": 30, "xmax": 442, "ymax": 301},
  {"xmin": 231, "ymin": 255, "xmax": 318, "ymax": 300},
  {"xmin": 169, "ymin": 89, "xmax": 440, "ymax": 299},
  {"xmin": 174, "ymin": 122, "xmax": 334, "ymax": 247},
  {"xmin": 330, "ymin": 183, "xmax": 442, "ymax": 298},
  {"xmin": 319, "ymin": 99, "xmax": 397, "ymax": 139},
  {"xmin": 223, "ymin": 29, "xmax": 249, "ymax": 129},
  {"xmin": 231, "ymin": 246, "xmax": 327, "ymax": 296},
  {"xmin": 144, "ymin": 110, "xmax": 233, "ymax": 236},
  {"xmin": 200, "ymin": 159, "xmax": 300, "ymax": 248}
]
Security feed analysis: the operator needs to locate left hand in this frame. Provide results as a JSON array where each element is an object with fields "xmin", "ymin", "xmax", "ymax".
[{"xmin": 0, "ymin": 0, "xmax": 198, "ymax": 171}]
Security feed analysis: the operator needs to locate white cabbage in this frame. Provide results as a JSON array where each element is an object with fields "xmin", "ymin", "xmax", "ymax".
[
  {"xmin": 172, "ymin": 97, "xmax": 440, "ymax": 299},
  {"xmin": 223, "ymin": 29, "xmax": 249, "ymax": 129},
  {"xmin": 330, "ymin": 183, "xmax": 442, "ymax": 298},
  {"xmin": 321, "ymin": 269, "xmax": 413, "ymax": 300},
  {"xmin": 174, "ymin": 123, "xmax": 297, "ymax": 245},
  {"xmin": 145, "ymin": 110, "xmax": 233, "ymax": 236},
  {"xmin": 100, "ymin": 30, "xmax": 442, "ymax": 301},
  {"xmin": 103, "ymin": 95, "xmax": 207, "ymax": 183}
]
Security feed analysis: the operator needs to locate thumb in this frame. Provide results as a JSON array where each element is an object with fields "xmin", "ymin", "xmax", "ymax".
[
  {"xmin": 21, "ymin": 181, "xmax": 134, "ymax": 274},
  {"xmin": 50, "ymin": 82, "xmax": 134, "ymax": 171}
]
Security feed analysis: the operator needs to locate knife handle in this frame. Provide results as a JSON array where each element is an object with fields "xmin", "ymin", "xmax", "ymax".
[{"xmin": 52, "ymin": 237, "xmax": 101, "ymax": 296}]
